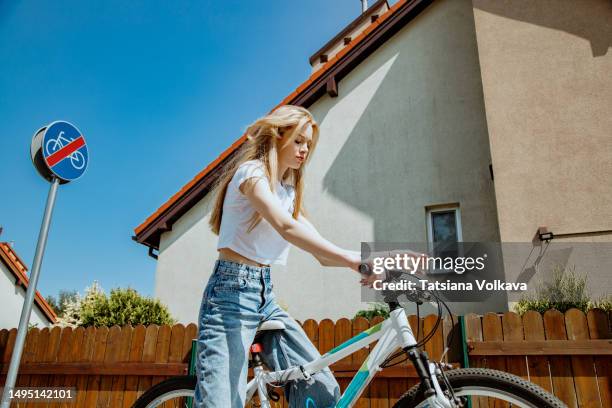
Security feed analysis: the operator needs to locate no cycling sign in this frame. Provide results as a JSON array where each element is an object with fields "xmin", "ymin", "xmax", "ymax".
[
  {"xmin": 30, "ymin": 120, "xmax": 89, "ymax": 183},
  {"xmin": 1, "ymin": 121, "xmax": 89, "ymax": 407}
]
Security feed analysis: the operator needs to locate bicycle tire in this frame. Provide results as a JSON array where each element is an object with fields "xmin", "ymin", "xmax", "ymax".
[
  {"xmin": 392, "ymin": 368, "xmax": 567, "ymax": 408},
  {"xmin": 131, "ymin": 375, "xmax": 196, "ymax": 408}
]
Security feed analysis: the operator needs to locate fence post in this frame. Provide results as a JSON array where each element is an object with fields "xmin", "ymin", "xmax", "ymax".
[
  {"xmin": 457, "ymin": 315, "xmax": 473, "ymax": 408},
  {"xmin": 186, "ymin": 339, "xmax": 197, "ymax": 407}
]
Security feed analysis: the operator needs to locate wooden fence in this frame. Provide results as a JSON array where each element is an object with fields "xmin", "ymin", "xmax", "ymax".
[
  {"xmin": 0, "ymin": 324, "xmax": 198, "ymax": 408},
  {"xmin": 0, "ymin": 309, "xmax": 610, "ymax": 407},
  {"xmin": 0, "ymin": 315, "xmax": 457, "ymax": 407},
  {"xmin": 465, "ymin": 309, "xmax": 611, "ymax": 408}
]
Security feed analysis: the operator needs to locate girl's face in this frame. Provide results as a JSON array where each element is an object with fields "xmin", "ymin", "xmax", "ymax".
[{"xmin": 278, "ymin": 123, "xmax": 313, "ymax": 170}]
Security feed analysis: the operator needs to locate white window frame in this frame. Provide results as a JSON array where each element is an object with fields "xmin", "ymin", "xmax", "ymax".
[{"xmin": 426, "ymin": 205, "xmax": 463, "ymax": 274}]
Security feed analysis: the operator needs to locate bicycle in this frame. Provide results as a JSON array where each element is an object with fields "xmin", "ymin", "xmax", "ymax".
[
  {"xmin": 132, "ymin": 265, "xmax": 567, "ymax": 408},
  {"xmin": 45, "ymin": 130, "xmax": 86, "ymax": 169}
]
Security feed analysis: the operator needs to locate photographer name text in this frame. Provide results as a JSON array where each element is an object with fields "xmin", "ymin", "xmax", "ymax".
[{"xmin": 372, "ymin": 279, "xmax": 527, "ymax": 291}]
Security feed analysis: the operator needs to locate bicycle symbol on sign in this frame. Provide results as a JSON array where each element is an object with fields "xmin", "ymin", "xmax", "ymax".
[{"xmin": 44, "ymin": 131, "xmax": 86, "ymax": 170}]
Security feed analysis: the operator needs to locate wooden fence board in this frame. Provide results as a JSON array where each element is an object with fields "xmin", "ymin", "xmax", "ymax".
[
  {"xmin": 423, "ymin": 314, "xmax": 443, "ymax": 362},
  {"xmin": 183, "ymin": 323, "xmax": 197, "ymax": 363},
  {"xmin": 27, "ymin": 328, "xmax": 49, "ymax": 408},
  {"xmin": 565, "ymin": 309, "xmax": 601, "ymax": 408},
  {"xmin": 587, "ymin": 309, "xmax": 611, "ymax": 408},
  {"xmin": 163, "ymin": 324, "xmax": 185, "ymax": 408},
  {"xmin": 135, "ymin": 325, "xmax": 159, "ymax": 403},
  {"xmin": 74, "ymin": 326, "xmax": 96, "ymax": 408},
  {"xmin": 36, "ymin": 326, "xmax": 61, "ymax": 408},
  {"xmin": 407, "ymin": 315, "xmax": 422, "ymax": 346},
  {"xmin": 334, "ymin": 318, "xmax": 352, "ymax": 395},
  {"xmin": 108, "ymin": 326, "xmax": 133, "ymax": 408},
  {"xmin": 16, "ymin": 328, "xmax": 38, "ymax": 408},
  {"xmin": 96, "ymin": 326, "xmax": 121, "ymax": 408},
  {"xmin": 60, "ymin": 327, "xmax": 83, "ymax": 408},
  {"xmin": 0, "ymin": 329, "xmax": 8, "ymax": 360},
  {"xmin": 482, "ymin": 313, "xmax": 508, "ymax": 408},
  {"xmin": 0, "ymin": 328, "xmax": 8, "ymax": 391},
  {"xmin": 83, "ymin": 326, "xmax": 109, "ymax": 407},
  {"xmin": 544, "ymin": 310, "xmax": 578, "ymax": 408},
  {"xmin": 352, "ymin": 317, "xmax": 370, "ymax": 408},
  {"xmin": 522, "ymin": 311, "xmax": 552, "ymax": 392},
  {"xmin": 152, "ymin": 324, "xmax": 171, "ymax": 387},
  {"xmin": 47, "ymin": 327, "xmax": 72, "ymax": 408},
  {"xmin": 334, "ymin": 318, "xmax": 352, "ymax": 368},
  {"xmin": 501, "ymin": 312, "xmax": 528, "ymax": 381},
  {"xmin": 122, "ymin": 325, "xmax": 146, "ymax": 408},
  {"xmin": 302, "ymin": 319, "xmax": 319, "ymax": 350},
  {"xmin": 388, "ymin": 377, "xmax": 409, "ymax": 407},
  {"xmin": 1, "ymin": 329, "xmax": 17, "ymax": 389},
  {"xmin": 369, "ymin": 316, "xmax": 387, "ymax": 408},
  {"xmin": 464, "ymin": 313, "xmax": 484, "ymax": 408},
  {"xmin": 370, "ymin": 377, "xmax": 389, "ymax": 408},
  {"xmin": 2, "ymin": 328, "xmax": 17, "ymax": 359},
  {"xmin": 318, "ymin": 319, "xmax": 334, "ymax": 355},
  {"xmin": 180, "ymin": 324, "xmax": 198, "ymax": 408},
  {"xmin": 442, "ymin": 314, "xmax": 460, "ymax": 364},
  {"xmin": 167, "ymin": 324, "xmax": 185, "ymax": 365}
]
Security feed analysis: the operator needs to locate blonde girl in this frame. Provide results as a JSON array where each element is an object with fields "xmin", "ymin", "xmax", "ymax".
[{"xmin": 194, "ymin": 105, "xmax": 369, "ymax": 407}]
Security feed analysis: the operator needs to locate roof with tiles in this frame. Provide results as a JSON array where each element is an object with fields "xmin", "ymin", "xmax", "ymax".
[
  {"xmin": 0, "ymin": 242, "xmax": 57, "ymax": 324},
  {"xmin": 134, "ymin": 0, "xmax": 433, "ymax": 249}
]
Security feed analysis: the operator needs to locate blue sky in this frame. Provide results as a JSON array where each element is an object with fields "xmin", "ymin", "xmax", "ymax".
[{"xmin": 0, "ymin": 1, "xmax": 386, "ymax": 301}]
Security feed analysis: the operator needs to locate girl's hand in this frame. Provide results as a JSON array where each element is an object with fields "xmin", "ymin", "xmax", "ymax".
[
  {"xmin": 348, "ymin": 254, "xmax": 380, "ymax": 288},
  {"xmin": 388, "ymin": 249, "xmax": 430, "ymax": 277}
]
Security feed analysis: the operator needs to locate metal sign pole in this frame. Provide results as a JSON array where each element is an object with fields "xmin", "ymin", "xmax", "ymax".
[{"xmin": 0, "ymin": 177, "xmax": 60, "ymax": 408}]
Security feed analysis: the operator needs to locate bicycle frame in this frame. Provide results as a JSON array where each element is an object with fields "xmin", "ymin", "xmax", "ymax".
[{"xmin": 245, "ymin": 307, "xmax": 453, "ymax": 408}]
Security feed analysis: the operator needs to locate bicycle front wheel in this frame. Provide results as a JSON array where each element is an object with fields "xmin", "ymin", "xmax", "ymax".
[
  {"xmin": 131, "ymin": 375, "xmax": 195, "ymax": 408},
  {"xmin": 393, "ymin": 368, "xmax": 567, "ymax": 408}
]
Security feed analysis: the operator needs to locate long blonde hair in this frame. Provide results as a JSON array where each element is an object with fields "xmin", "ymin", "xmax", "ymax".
[{"xmin": 209, "ymin": 105, "xmax": 319, "ymax": 235}]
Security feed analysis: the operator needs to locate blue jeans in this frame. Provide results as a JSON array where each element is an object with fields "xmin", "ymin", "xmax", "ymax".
[{"xmin": 194, "ymin": 259, "xmax": 341, "ymax": 407}]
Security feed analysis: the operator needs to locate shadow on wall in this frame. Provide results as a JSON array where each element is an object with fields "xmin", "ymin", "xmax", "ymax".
[
  {"xmin": 321, "ymin": 0, "xmax": 498, "ymax": 243},
  {"xmin": 472, "ymin": 0, "xmax": 612, "ymax": 57},
  {"xmin": 318, "ymin": 0, "xmax": 507, "ymax": 312}
]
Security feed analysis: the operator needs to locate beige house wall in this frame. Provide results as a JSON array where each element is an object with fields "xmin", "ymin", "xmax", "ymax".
[{"xmin": 471, "ymin": 0, "xmax": 612, "ymax": 243}]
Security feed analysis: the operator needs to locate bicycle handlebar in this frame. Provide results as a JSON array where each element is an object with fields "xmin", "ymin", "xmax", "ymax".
[{"xmin": 358, "ymin": 263, "xmax": 372, "ymax": 275}]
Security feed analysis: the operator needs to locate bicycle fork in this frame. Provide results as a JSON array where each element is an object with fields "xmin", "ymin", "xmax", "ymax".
[{"xmin": 405, "ymin": 348, "xmax": 457, "ymax": 408}]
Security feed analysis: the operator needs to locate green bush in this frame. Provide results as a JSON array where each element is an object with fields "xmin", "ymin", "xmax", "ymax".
[
  {"xmin": 354, "ymin": 302, "xmax": 390, "ymax": 320},
  {"xmin": 80, "ymin": 287, "xmax": 175, "ymax": 327},
  {"xmin": 55, "ymin": 281, "xmax": 175, "ymax": 327},
  {"xmin": 45, "ymin": 290, "xmax": 78, "ymax": 316},
  {"xmin": 514, "ymin": 265, "xmax": 611, "ymax": 315}
]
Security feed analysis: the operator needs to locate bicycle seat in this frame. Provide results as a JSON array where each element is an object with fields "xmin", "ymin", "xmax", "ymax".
[
  {"xmin": 251, "ymin": 320, "xmax": 286, "ymax": 355},
  {"xmin": 256, "ymin": 320, "xmax": 286, "ymax": 333}
]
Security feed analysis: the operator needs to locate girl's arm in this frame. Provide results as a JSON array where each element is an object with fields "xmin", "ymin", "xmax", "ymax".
[
  {"xmin": 298, "ymin": 214, "xmax": 360, "ymax": 267},
  {"xmin": 241, "ymin": 178, "xmax": 361, "ymax": 271}
]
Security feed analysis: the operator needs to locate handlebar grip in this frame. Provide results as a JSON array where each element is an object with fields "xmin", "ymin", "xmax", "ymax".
[{"xmin": 359, "ymin": 263, "xmax": 372, "ymax": 275}]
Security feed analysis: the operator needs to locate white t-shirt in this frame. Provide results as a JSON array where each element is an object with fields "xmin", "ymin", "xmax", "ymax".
[{"xmin": 217, "ymin": 159, "xmax": 295, "ymax": 265}]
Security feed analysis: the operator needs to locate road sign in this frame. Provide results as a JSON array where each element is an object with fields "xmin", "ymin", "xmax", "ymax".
[
  {"xmin": 2, "ymin": 121, "xmax": 88, "ymax": 407},
  {"xmin": 30, "ymin": 121, "xmax": 88, "ymax": 183}
]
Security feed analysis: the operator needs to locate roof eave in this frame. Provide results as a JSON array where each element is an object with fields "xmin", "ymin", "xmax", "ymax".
[{"xmin": 308, "ymin": 0, "xmax": 389, "ymax": 65}]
